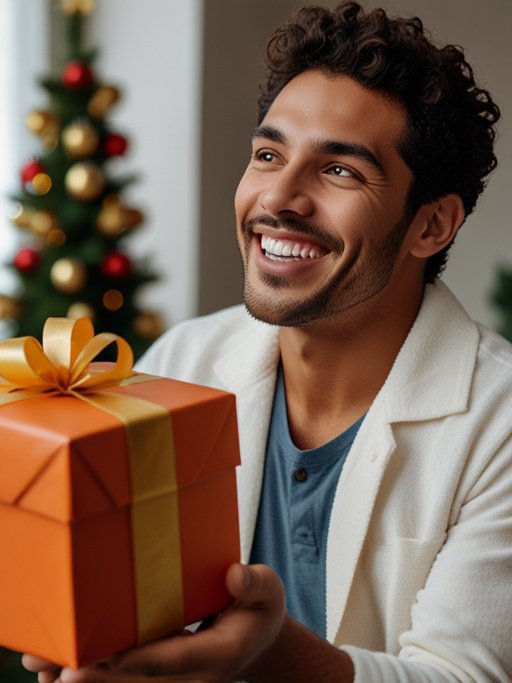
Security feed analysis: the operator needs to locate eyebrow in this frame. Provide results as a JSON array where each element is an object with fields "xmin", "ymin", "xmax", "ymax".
[
  {"xmin": 251, "ymin": 124, "xmax": 386, "ymax": 176},
  {"xmin": 251, "ymin": 125, "xmax": 286, "ymax": 145}
]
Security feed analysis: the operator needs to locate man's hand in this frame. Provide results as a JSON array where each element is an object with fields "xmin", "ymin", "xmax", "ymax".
[
  {"xmin": 23, "ymin": 562, "xmax": 354, "ymax": 682},
  {"xmin": 23, "ymin": 563, "xmax": 286, "ymax": 682}
]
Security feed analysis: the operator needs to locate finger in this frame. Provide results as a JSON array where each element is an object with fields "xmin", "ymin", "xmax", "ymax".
[
  {"xmin": 225, "ymin": 563, "xmax": 285, "ymax": 608},
  {"xmin": 108, "ymin": 631, "xmax": 202, "ymax": 677},
  {"xmin": 59, "ymin": 667, "xmax": 200, "ymax": 683},
  {"xmin": 59, "ymin": 668, "xmax": 131, "ymax": 683},
  {"xmin": 45, "ymin": 632, "xmax": 198, "ymax": 683},
  {"xmin": 22, "ymin": 654, "xmax": 60, "ymax": 673},
  {"xmin": 37, "ymin": 672, "xmax": 61, "ymax": 683}
]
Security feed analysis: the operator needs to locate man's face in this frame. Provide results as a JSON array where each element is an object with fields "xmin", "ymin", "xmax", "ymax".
[{"xmin": 235, "ymin": 70, "xmax": 419, "ymax": 328}]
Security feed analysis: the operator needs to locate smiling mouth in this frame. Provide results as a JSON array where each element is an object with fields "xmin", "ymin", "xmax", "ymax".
[{"xmin": 260, "ymin": 234, "xmax": 328, "ymax": 261}]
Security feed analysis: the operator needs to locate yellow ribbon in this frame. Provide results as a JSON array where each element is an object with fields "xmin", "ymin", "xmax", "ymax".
[
  {"xmin": 0, "ymin": 317, "xmax": 184, "ymax": 642},
  {"xmin": 0, "ymin": 317, "xmax": 133, "ymax": 393}
]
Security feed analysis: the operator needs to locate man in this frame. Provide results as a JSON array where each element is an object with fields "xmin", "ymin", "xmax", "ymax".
[{"xmin": 25, "ymin": 2, "xmax": 512, "ymax": 682}]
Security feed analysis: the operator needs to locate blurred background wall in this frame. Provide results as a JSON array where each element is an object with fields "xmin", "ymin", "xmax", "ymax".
[{"xmin": 2, "ymin": 0, "xmax": 511, "ymax": 330}]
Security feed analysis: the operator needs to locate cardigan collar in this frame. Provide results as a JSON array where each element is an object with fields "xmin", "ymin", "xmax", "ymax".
[{"xmin": 378, "ymin": 280, "xmax": 479, "ymax": 423}]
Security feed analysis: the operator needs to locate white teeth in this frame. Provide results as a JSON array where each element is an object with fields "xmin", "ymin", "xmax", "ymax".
[
  {"xmin": 260, "ymin": 234, "xmax": 325, "ymax": 260},
  {"xmin": 273, "ymin": 240, "xmax": 284, "ymax": 256}
]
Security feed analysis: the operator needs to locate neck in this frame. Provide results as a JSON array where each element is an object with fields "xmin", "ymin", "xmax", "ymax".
[{"xmin": 279, "ymin": 284, "xmax": 424, "ymax": 450}]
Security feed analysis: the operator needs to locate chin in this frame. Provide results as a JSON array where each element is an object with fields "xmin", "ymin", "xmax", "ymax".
[{"xmin": 243, "ymin": 285, "xmax": 331, "ymax": 328}]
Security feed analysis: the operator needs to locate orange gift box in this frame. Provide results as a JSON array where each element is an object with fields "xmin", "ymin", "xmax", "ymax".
[{"xmin": 0, "ymin": 319, "xmax": 240, "ymax": 668}]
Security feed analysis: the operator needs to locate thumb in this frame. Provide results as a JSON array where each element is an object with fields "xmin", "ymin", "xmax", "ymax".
[{"xmin": 225, "ymin": 563, "xmax": 285, "ymax": 608}]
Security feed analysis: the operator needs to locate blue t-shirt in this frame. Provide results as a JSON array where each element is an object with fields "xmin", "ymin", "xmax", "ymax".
[{"xmin": 250, "ymin": 367, "xmax": 364, "ymax": 638}]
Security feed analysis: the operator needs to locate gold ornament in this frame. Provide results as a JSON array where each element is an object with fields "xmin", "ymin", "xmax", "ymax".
[
  {"xmin": 61, "ymin": 0, "xmax": 95, "ymax": 15},
  {"xmin": 10, "ymin": 205, "xmax": 36, "ymax": 230},
  {"xmin": 25, "ymin": 110, "xmax": 60, "ymax": 149},
  {"xmin": 96, "ymin": 195, "xmax": 123, "ymax": 236},
  {"xmin": 96, "ymin": 195, "xmax": 144, "ymax": 237},
  {"xmin": 133, "ymin": 311, "xmax": 165, "ymax": 341},
  {"xmin": 30, "ymin": 210, "xmax": 60, "ymax": 238},
  {"xmin": 87, "ymin": 85, "xmax": 121, "ymax": 118},
  {"xmin": 25, "ymin": 110, "xmax": 54, "ymax": 133},
  {"xmin": 65, "ymin": 162, "xmax": 104, "ymax": 202},
  {"xmin": 102, "ymin": 289, "xmax": 124, "ymax": 311},
  {"xmin": 62, "ymin": 120, "xmax": 100, "ymax": 158},
  {"xmin": 0, "ymin": 295, "xmax": 21, "ymax": 320},
  {"xmin": 47, "ymin": 229, "xmax": 67, "ymax": 248},
  {"xmin": 67, "ymin": 302, "xmax": 95, "ymax": 320},
  {"xmin": 31, "ymin": 173, "xmax": 52, "ymax": 195},
  {"xmin": 50, "ymin": 257, "xmax": 87, "ymax": 294}
]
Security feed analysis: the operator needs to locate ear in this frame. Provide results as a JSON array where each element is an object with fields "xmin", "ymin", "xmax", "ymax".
[{"xmin": 409, "ymin": 193, "xmax": 465, "ymax": 258}]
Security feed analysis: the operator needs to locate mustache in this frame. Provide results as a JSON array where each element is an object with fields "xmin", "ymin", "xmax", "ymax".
[{"xmin": 242, "ymin": 214, "xmax": 344, "ymax": 254}]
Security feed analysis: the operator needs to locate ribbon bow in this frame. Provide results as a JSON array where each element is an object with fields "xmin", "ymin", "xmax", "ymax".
[{"xmin": 0, "ymin": 317, "xmax": 133, "ymax": 393}]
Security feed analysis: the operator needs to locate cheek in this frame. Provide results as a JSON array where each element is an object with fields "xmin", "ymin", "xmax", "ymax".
[
  {"xmin": 323, "ymin": 199, "xmax": 372, "ymax": 245},
  {"xmin": 329, "ymin": 194, "xmax": 389, "ymax": 246},
  {"xmin": 234, "ymin": 169, "xmax": 253, "ymax": 215},
  {"xmin": 235, "ymin": 167, "xmax": 269, "ymax": 221}
]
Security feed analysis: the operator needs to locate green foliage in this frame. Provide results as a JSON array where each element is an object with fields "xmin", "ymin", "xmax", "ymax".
[
  {"xmin": 0, "ymin": 648, "xmax": 36, "ymax": 682},
  {"xmin": 491, "ymin": 267, "xmax": 512, "ymax": 342}
]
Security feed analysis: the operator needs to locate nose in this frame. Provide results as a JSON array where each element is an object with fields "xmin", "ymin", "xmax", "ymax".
[{"xmin": 260, "ymin": 166, "xmax": 314, "ymax": 217}]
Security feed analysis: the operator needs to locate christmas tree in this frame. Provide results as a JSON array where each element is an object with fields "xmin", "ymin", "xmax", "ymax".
[{"xmin": 1, "ymin": 0, "xmax": 163, "ymax": 360}]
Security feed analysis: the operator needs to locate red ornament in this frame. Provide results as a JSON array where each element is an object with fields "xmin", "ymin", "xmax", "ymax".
[
  {"xmin": 14, "ymin": 247, "xmax": 41, "ymax": 274},
  {"xmin": 20, "ymin": 160, "xmax": 45, "ymax": 184},
  {"xmin": 103, "ymin": 133, "xmax": 128, "ymax": 157},
  {"xmin": 62, "ymin": 61, "xmax": 94, "ymax": 90},
  {"xmin": 100, "ymin": 251, "xmax": 133, "ymax": 278}
]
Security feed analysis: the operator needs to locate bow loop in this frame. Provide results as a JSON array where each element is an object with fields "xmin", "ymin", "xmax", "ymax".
[
  {"xmin": 0, "ymin": 317, "xmax": 134, "ymax": 393},
  {"xmin": 43, "ymin": 317, "xmax": 95, "ymax": 369}
]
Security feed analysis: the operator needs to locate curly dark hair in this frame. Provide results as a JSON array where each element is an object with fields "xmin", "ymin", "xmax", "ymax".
[{"xmin": 258, "ymin": 1, "xmax": 500, "ymax": 281}]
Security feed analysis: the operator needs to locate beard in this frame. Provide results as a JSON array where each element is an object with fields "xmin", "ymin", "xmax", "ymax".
[{"xmin": 239, "ymin": 212, "xmax": 413, "ymax": 327}]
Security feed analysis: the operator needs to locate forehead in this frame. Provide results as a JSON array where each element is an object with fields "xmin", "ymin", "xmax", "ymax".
[{"xmin": 262, "ymin": 70, "xmax": 408, "ymax": 161}]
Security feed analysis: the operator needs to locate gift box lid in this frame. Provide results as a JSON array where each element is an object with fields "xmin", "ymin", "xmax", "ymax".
[{"xmin": 0, "ymin": 375, "xmax": 240, "ymax": 523}]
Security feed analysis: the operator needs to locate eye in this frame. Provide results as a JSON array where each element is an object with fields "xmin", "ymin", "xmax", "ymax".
[
  {"xmin": 327, "ymin": 164, "xmax": 354, "ymax": 178},
  {"xmin": 253, "ymin": 150, "xmax": 276, "ymax": 163}
]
